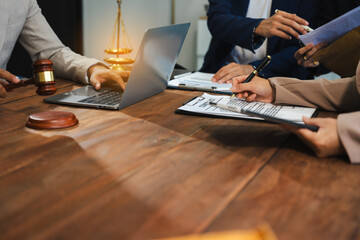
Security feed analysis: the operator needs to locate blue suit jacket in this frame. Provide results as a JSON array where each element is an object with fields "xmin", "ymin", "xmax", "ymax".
[{"xmin": 200, "ymin": 0, "xmax": 319, "ymax": 79}]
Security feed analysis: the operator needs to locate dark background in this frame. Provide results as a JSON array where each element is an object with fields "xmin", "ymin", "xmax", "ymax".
[{"xmin": 7, "ymin": 0, "xmax": 83, "ymax": 77}]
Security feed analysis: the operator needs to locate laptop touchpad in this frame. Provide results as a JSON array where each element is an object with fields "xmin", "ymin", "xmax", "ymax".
[{"xmin": 66, "ymin": 86, "xmax": 100, "ymax": 96}]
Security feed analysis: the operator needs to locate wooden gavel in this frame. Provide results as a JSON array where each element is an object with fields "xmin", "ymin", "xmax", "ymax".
[{"xmin": 5, "ymin": 59, "xmax": 57, "ymax": 95}]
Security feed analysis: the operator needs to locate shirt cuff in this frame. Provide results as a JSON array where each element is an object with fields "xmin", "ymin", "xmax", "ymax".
[{"xmin": 252, "ymin": 27, "xmax": 265, "ymax": 51}]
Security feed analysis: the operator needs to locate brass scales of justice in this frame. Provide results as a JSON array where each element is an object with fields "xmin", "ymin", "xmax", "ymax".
[{"xmin": 104, "ymin": 0, "xmax": 135, "ymax": 71}]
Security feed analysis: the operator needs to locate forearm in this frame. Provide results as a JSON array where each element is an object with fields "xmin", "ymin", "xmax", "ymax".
[
  {"xmin": 19, "ymin": 0, "xmax": 100, "ymax": 85},
  {"xmin": 269, "ymin": 76, "xmax": 360, "ymax": 112},
  {"xmin": 44, "ymin": 47, "xmax": 100, "ymax": 85}
]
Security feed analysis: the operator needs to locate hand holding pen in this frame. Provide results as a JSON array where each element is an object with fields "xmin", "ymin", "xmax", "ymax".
[
  {"xmin": 255, "ymin": 9, "xmax": 310, "ymax": 40},
  {"xmin": 230, "ymin": 75, "xmax": 275, "ymax": 103},
  {"xmin": 231, "ymin": 55, "xmax": 271, "ymax": 98}
]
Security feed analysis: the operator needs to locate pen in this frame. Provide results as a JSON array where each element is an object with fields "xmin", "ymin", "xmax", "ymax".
[
  {"xmin": 301, "ymin": 25, "xmax": 314, "ymax": 32},
  {"xmin": 231, "ymin": 55, "xmax": 271, "ymax": 98},
  {"xmin": 179, "ymin": 83, "xmax": 217, "ymax": 91}
]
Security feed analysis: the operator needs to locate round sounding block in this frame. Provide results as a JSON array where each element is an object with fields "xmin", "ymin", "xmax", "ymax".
[{"xmin": 26, "ymin": 111, "xmax": 78, "ymax": 129}]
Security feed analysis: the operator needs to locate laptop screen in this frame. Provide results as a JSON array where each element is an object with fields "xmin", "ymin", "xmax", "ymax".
[{"xmin": 118, "ymin": 23, "xmax": 190, "ymax": 109}]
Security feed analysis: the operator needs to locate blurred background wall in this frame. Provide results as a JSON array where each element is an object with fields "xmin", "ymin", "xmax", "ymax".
[
  {"xmin": 7, "ymin": 0, "xmax": 83, "ymax": 77},
  {"xmin": 82, "ymin": 0, "xmax": 209, "ymax": 71},
  {"xmin": 8, "ymin": 0, "xmax": 211, "ymax": 77}
]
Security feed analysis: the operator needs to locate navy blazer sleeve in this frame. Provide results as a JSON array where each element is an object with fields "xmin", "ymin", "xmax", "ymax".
[
  {"xmin": 207, "ymin": 0, "xmax": 263, "ymax": 52},
  {"xmin": 250, "ymin": 0, "xmax": 319, "ymax": 79},
  {"xmin": 203, "ymin": 0, "xmax": 320, "ymax": 79}
]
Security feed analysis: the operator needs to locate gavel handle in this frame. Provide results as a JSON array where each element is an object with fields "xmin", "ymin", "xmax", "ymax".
[{"xmin": 4, "ymin": 78, "xmax": 35, "ymax": 92}]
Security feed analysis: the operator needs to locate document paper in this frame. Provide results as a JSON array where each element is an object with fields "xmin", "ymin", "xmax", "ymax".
[
  {"xmin": 300, "ymin": 6, "xmax": 360, "ymax": 46},
  {"xmin": 168, "ymin": 72, "xmax": 232, "ymax": 93},
  {"xmin": 177, "ymin": 93, "xmax": 316, "ymax": 123}
]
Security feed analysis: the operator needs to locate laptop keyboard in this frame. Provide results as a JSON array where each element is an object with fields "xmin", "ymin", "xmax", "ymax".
[{"xmin": 79, "ymin": 91, "xmax": 122, "ymax": 106}]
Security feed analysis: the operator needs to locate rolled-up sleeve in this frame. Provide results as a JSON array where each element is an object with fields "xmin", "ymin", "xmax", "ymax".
[
  {"xmin": 19, "ymin": 0, "xmax": 100, "ymax": 85},
  {"xmin": 269, "ymin": 76, "xmax": 360, "ymax": 112}
]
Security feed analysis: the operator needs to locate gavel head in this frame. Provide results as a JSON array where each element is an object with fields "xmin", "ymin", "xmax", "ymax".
[{"xmin": 33, "ymin": 59, "xmax": 57, "ymax": 95}]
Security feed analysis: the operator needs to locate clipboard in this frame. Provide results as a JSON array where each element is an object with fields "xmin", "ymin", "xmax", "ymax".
[
  {"xmin": 311, "ymin": 26, "xmax": 360, "ymax": 77},
  {"xmin": 168, "ymin": 72, "xmax": 232, "ymax": 94},
  {"xmin": 175, "ymin": 93, "xmax": 317, "ymax": 123},
  {"xmin": 299, "ymin": 6, "xmax": 360, "ymax": 46}
]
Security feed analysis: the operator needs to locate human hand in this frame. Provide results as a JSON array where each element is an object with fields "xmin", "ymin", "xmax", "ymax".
[
  {"xmin": 211, "ymin": 63, "xmax": 254, "ymax": 83},
  {"xmin": 0, "ymin": 69, "xmax": 20, "ymax": 98},
  {"xmin": 88, "ymin": 64, "xmax": 130, "ymax": 90},
  {"xmin": 283, "ymin": 117, "xmax": 346, "ymax": 158},
  {"xmin": 255, "ymin": 10, "xmax": 308, "ymax": 40},
  {"xmin": 294, "ymin": 43, "xmax": 327, "ymax": 68},
  {"xmin": 230, "ymin": 75, "xmax": 274, "ymax": 103}
]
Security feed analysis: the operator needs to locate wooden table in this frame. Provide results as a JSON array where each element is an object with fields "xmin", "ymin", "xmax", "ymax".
[{"xmin": 0, "ymin": 79, "xmax": 359, "ymax": 240}]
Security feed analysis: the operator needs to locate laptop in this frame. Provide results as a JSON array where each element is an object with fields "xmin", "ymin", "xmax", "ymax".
[{"xmin": 44, "ymin": 23, "xmax": 190, "ymax": 110}]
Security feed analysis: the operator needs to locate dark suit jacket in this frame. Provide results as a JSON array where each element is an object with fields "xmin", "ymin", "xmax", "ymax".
[{"xmin": 200, "ymin": 0, "xmax": 319, "ymax": 79}]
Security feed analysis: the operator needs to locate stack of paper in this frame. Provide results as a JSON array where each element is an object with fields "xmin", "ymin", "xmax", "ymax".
[{"xmin": 300, "ymin": 6, "xmax": 360, "ymax": 46}]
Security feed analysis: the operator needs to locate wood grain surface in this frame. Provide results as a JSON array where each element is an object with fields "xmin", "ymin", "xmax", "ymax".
[{"xmin": 0, "ymin": 80, "xmax": 355, "ymax": 240}]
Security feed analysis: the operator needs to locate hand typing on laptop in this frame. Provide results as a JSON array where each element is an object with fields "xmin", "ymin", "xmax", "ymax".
[
  {"xmin": 87, "ymin": 63, "xmax": 129, "ymax": 91},
  {"xmin": 0, "ymin": 64, "xmax": 129, "ymax": 98},
  {"xmin": 43, "ymin": 23, "xmax": 190, "ymax": 110}
]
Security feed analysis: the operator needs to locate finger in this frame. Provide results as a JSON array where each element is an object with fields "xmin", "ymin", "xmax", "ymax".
[
  {"xmin": 282, "ymin": 122, "xmax": 316, "ymax": 144},
  {"xmin": 302, "ymin": 116, "xmax": 322, "ymax": 126},
  {"xmin": 234, "ymin": 92, "xmax": 247, "ymax": 99},
  {"xmin": 0, "ymin": 79, "xmax": 9, "ymax": 86},
  {"xmin": 242, "ymin": 92, "xmax": 249, "ymax": 98},
  {"xmin": 231, "ymin": 79, "xmax": 239, "ymax": 91},
  {"xmin": 295, "ymin": 46, "xmax": 314, "ymax": 66},
  {"xmin": 246, "ymin": 93, "xmax": 257, "ymax": 102},
  {"xmin": 0, "ymin": 85, "xmax": 7, "ymax": 98},
  {"xmin": 279, "ymin": 17, "xmax": 308, "ymax": 35},
  {"xmin": 269, "ymin": 28, "xmax": 293, "ymax": 40},
  {"xmin": 219, "ymin": 71, "xmax": 240, "ymax": 83},
  {"xmin": 90, "ymin": 78, "xmax": 101, "ymax": 90},
  {"xmin": 215, "ymin": 63, "xmax": 240, "ymax": 83},
  {"xmin": 119, "ymin": 70, "xmax": 131, "ymax": 79},
  {"xmin": 212, "ymin": 66, "xmax": 229, "ymax": 82},
  {"xmin": 303, "ymin": 60, "xmax": 320, "ymax": 68},
  {"xmin": 0, "ymin": 69, "xmax": 20, "ymax": 84},
  {"xmin": 232, "ymin": 76, "xmax": 248, "ymax": 86},
  {"xmin": 278, "ymin": 11, "xmax": 309, "ymax": 26},
  {"xmin": 111, "ymin": 73, "xmax": 126, "ymax": 90},
  {"xmin": 237, "ymin": 82, "xmax": 256, "ymax": 93},
  {"xmin": 275, "ymin": 20, "xmax": 302, "ymax": 39},
  {"xmin": 238, "ymin": 91, "xmax": 250, "ymax": 99},
  {"xmin": 305, "ymin": 46, "xmax": 321, "ymax": 60},
  {"xmin": 311, "ymin": 61, "xmax": 320, "ymax": 67},
  {"xmin": 301, "ymin": 116, "xmax": 325, "ymax": 131},
  {"xmin": 293, "ymin": 128, "xmax": 317, "ymax": 145},
  {"xmin": 295, "ymin": 44, "xmax": 314, "ymax": 59},
  {"xmin": 218, "ymin": 74, "xmax": 232, "ymax": 83},
  {"xmin": 230, "ymin": 81, "xmax": 252, "ymax": 93}
]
